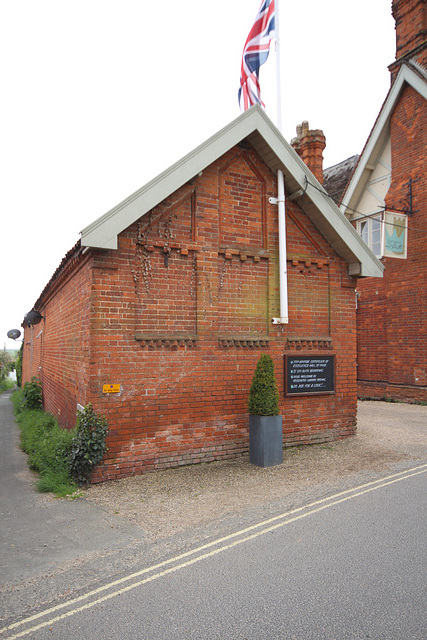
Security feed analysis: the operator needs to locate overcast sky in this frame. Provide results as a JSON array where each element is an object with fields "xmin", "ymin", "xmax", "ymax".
[{"xmin": 1, "ymin": 0, "xmax": 396, "ymax": 350}]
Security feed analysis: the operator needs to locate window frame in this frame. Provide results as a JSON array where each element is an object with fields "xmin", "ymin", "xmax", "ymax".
[{"xmin": 356, "ymin": 211, "xmax": 384, "ymax": 258}]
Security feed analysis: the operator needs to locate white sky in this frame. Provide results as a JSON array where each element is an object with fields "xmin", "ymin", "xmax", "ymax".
[{"xmin": 1, "ymin": 0, "xmax": 396, "ymax": 350}]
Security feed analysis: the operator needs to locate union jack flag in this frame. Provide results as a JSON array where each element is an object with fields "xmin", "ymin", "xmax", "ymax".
[{"xmin": 238, "ymin": 0, "xmax": 276, "ymax": 111}]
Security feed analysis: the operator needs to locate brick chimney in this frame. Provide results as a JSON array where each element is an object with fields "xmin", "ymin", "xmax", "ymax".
[
  {"xmin": 291, "ymin": 121, "xmax": 326, "ymax": 185},
  {"xmin": 390, "ymin": 0, "xmax": 427, "ymax": 78}
]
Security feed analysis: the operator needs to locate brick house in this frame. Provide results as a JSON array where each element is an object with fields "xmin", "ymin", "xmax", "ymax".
[
  {"xmin": 339, "ymin": 0, "xmax": 427, "ymax": 402},
  {"xmin": 22, "ymin": 106, "xmax": 382, "ymax": 482}
]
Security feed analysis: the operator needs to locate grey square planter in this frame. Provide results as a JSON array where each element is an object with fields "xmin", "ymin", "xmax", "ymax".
[{"xmin": 249, "ymin": 414, "xmax": 283, "ymax": 467}]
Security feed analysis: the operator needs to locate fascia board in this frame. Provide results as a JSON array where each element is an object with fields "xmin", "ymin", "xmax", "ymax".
[{"xmin": 341, "ymin": 64, "xmax": 427, "ymax": 215}]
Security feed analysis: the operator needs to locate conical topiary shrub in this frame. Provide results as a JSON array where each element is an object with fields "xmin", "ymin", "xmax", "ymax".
[
  {"xmin": 248, "ymin": 353, "xmax": 279, "ymax": 416},
  {"xmin": 248, "ymin": 354, "xmax": 283, "ymax": 467}
]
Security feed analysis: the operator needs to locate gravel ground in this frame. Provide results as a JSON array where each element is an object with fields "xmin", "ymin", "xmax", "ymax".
[{"xmin": 83, "ymin": 400, "xmax": 427, "ymax": 540}]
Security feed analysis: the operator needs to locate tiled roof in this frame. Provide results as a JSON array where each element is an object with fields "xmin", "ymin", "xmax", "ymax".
[{"xmin": 323, "ymin": 155, "xmax": 359, "ymax": 205}]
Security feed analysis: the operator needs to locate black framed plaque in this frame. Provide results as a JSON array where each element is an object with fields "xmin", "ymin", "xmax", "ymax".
[{"xmin": 285, "ymin": 355, "xmax": 335, "ymax": 396}]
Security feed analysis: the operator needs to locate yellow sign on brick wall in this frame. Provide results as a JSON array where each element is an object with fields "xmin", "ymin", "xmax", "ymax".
[{"xmin": 102, "ymin": 384, "xmax": 121, "ymax": 394}]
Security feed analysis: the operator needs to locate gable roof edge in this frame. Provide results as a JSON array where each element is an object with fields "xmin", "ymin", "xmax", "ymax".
[
  {"xmin": 79, "ymin": 105, "xmax": 383, "ymax": 276},
  {"xmin": 340, "ymin": 63, "xmax": 427, "ymax": 215},
  {"xmin": 80, "ymin": 107, "xmax": 270, "ymax": 249}
]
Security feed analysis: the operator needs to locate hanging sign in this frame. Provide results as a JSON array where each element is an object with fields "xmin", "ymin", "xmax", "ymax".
[
  {"xmin": 383, "ymin": 212, "xmax": 407, "ymax": 259},
  {"xmin": 285, "ymin": 355, "xmax": 335, "ymax": 396}
]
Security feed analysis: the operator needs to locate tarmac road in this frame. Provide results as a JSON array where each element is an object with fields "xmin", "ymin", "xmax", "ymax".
[
  {"xmin": 7, "ymin": 465, "xmax": 426, "ymax": 639},
  {"xmin": 1, "ymin": 389, "xmax": 426, "ymax": 633}
]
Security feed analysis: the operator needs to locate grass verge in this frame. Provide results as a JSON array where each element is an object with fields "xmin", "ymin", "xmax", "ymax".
[
  {"xmin": 11, "ymin": 390, "xmax": 78, "ymax": 497},
  {"xmin": 0, "ymin": 378, "xmax": 15, "ymax": 394}
]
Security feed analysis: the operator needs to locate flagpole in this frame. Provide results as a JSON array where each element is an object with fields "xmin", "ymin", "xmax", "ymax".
[
  {"xmin": 275, "ymin": 0, "xmax": 283, "ymax": 131},
  {"xmin": 272, "ymin": 0, "xmax": 289, "ymax": 324}
]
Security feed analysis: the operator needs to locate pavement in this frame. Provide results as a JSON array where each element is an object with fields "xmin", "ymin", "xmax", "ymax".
[
  {"xmin": 1, "ymin": 388, "xmax": 426, "ymax": 627},
  {"xmin": 0, "ymin": 391, "xmax": 146, "ymax": 596}
]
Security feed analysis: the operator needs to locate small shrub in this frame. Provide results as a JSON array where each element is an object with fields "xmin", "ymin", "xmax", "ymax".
[
  {"xmin": 68, "ymin": 404, "xmax": 108, "ymax": 484},
  {"xmin": 22, "ymin": 377, "xmax": 43, "ymax": 410},
  {"xmin": 248, "ymin": 353, "xmax": 279, "ymax": 416}
]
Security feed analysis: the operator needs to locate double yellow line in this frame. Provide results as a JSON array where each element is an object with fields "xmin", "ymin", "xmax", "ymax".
[{"xmin": 2, "ymin": 463, "xmax": 427, "ymax": 639}]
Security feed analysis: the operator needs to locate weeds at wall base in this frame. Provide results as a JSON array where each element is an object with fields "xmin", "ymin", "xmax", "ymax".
[
  {"xmin": 359, "ymin": 395, "xmax": 427, "ymax": 406},
  {"xmin": 11, "ymin": 390, "xmax": 109, "ymax": 495},
  {"xmin": 12, "ymin": 389, "xmax": 78, "ymax": 497}
]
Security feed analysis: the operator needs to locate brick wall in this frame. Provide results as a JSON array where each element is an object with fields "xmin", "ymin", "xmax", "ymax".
[
  {"xmin": 392, "ymin": 0, "xmax": 427, "ymax": 64},
  {"xmin": 356, "ymin": 83, "xmax": 427, "ymax": 402},
  {"xmin": 23, "ymin": 251, "xmax": 93, "ymax": 429},
  {"xmin": 87, "ymin": 145, "xmax": 358, "ymax": 481},
  {"xmin": 23, "ymin": 143, "xmax": 360, "ymax": 482}
]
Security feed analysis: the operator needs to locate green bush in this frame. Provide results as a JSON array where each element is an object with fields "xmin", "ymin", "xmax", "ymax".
[
  {"xmin": 21, "ymin": 412, "xmax": 73, "ymax": 475},
  {"xmin": 22, "ymin": 377, "xmax": 43, "ymax": 410},
  {"xmin": 68, "ymin": 404, "xmax": 108, "ymax": 484},
  {"xmin": 11, "ymin": 392, "xmax": 108, "ymax": 494},
  {"xmin": 248, "ymin": 353, "xmax": 280, "ymax": 416}
]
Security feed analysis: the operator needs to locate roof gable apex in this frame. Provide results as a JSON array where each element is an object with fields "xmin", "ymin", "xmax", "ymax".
[
  {"xmin": 341, "ymin": 62, "xmax": 427, "ymax": 214},
  {"xmin": 80, "ymin": 105, "xmax": 383, "ymax": 277},
  {"xmin": 81, "ymin": 107, "xmax": 278, "ymax": 250}
]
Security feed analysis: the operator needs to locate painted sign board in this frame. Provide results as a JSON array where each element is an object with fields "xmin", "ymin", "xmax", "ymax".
[
  {"xmin": 382, "ymin": 212, "xmax": 407, "ymax": 259},
  {"xmin": 102, "ymin": 384, "xmax": 121, "ymax": 394},
  {"xmin": 285, "ymin": 355, "xmax": 335, "ymax": 396}
]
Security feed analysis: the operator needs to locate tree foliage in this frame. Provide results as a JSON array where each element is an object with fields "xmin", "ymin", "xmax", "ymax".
[
  {"xmin": 0, "ymin": 349, "xmax": 15, "ymax": 383},
  {"xmin": 15, "ymin": 343, "xmax": 23, "ymax": 388}
]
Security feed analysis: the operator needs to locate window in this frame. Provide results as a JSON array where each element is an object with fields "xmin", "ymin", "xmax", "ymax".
[{"xmin": 357, "ymin": 213, "xmax": 382, "ymax": 257}]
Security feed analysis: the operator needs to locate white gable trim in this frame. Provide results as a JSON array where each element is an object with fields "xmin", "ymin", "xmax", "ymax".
[
  {"xmin": 81, "ymin": 108, "xmax": 272, "ymax": 250},
  {"xmin": 341, "ymin": 63, "xmax": 427, "ymax": 216},
  {"xmin": 80, "ymin": 105, "xmax": 383, "ymax": 277}
]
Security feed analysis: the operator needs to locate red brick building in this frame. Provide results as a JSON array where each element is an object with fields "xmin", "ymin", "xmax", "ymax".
[
  {"xmin": 340, "ymin": 0, "xmax": 427, "ymax": 402},
  {"xmin": 22, "ymin": 106, "xmax": 382, "ymax": 481}
]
